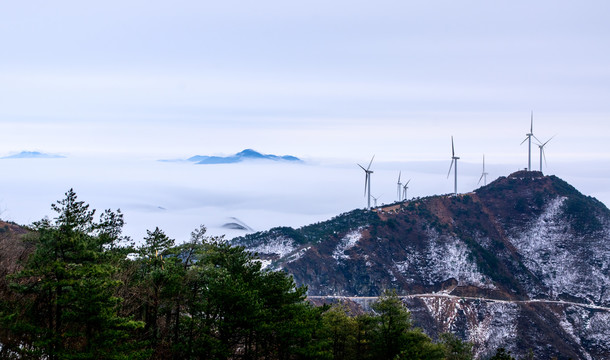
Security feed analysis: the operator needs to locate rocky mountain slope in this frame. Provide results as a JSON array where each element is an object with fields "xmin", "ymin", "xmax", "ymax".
[{"xmin": 233, "ymin": 171, "xmax": 610, "ymax": 359}]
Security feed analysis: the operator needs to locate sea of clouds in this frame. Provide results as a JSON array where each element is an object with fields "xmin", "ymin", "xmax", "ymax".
[{"xmin": 0, "ymin": 154, "xmax": 608, "ymax": 245}]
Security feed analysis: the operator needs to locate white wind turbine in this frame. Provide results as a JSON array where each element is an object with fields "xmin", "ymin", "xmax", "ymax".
[
  {"xmin": 396, "ymin": 171, "xmax": 403, "ymax": 202},
  {"xmin": 402, "ymin": 179, "xmax": 411, "ymax": 201},
  {"xmin": 358, "ymin": 156, "xmax": 375, "ymax": 209},
  {"xmin": 371, "ymin": 194, "xmax": 381, "ymax": 208},
  {"xmin": 537, "ymin": 136, "xmax": 555, "ymax": 173},
  {"xmin": 478, "ymin": 155, "xmax": 489, "ymax": 186},
  {"xmin": 520, "ymin": 111, "xmax": 540, "ymax": 171},
  {"xmin": 447, "ymin": 136, "xmax": 459, "ymax": 196}
]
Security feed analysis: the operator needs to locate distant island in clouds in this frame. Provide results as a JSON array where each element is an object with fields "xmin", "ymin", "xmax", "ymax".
[
  {"xmin": 1, "ymin": 151, "xmax": 65, "ymax": 159},
  {"xmin": 161, "ymin": 149, "xmax": 302, "ymax": 165}
]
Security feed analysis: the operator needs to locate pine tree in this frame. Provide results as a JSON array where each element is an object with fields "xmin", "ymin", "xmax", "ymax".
[
  {"xmin": 7, "ymin": 189, "xmax": 146, "ymax": 359},
  {"xmin": 371, "ymin": 289, "xmax": 413, "ymax": 359},
  {"xmin": 136, "ymin": 227, "xmax": 177, "ymax": 348},
  {"xmin": 370, "ymin": 290, "xmax": 445, "ymax": 360},
  {"xmin": 319, "ymin": 303, "xmax": 357, "ymax": 360},
  {"xmin": 439, "ymin": 332, "xmax": 474, "ymax": 360}
]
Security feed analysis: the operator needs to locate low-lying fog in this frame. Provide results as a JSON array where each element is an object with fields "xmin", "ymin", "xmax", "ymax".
[{"xmin": 1, "ymin": 155, "xmax": 607, "ymax": 244}]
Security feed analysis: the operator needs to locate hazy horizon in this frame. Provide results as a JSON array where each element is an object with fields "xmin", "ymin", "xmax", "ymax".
[{"xmin": 1, "ymin": 1, "xmax": 608, "ymax": 242}]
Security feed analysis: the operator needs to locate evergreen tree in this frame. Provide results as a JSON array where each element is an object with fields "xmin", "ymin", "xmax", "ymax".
[
  {"xmin": 439, "ymin": 332, "xmax": 474, "ymax": 360},
  {"xmin": 319, "ymin": 303, "xmax": 357, "ymax": 360},
  {"xmin": 354, "ymin": 312, "xmax": 377, "ymax": 360},
  {"xmin": 396, "ymin": 330, "xmax": 445, "ymax": 360},
  {"xmin": 7, "ymin": 189, "xmax": 146, "ymax": 359},
  {"xmin": 371, "ymin": 290, "xmax": 413, "ymax": 359},
  {"xmin": 136, "ymin": 227, "xmax": 176, "ymax": 346},
  {"xmin": 369, "ymin": 290, "xmax": 445, "ymax": 360}
]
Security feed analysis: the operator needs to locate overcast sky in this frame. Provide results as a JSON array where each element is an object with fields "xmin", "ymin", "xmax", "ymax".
[{"xmin": 1, "ymin": 1, "xmax": 609, "ymax": 241}]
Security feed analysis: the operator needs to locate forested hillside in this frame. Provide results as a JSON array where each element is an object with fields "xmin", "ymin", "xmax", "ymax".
[{"xmin": 0, "ymin": 190, "xmax": 477, "ymax": 360}]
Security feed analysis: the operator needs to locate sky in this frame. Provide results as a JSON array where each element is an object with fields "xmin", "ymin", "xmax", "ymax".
[{"xmin": 1, "ymin": 1, "xmax": 609, "ymax": 242}]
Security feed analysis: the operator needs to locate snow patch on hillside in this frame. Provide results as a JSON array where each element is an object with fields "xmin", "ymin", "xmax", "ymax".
[
  {"xmin": 286, "ymin": 246, "xmax": 311, "ymax": 264},
  {"xmin": 561, "ymin": 306, "xmax": 610, "ymax": 359},
  {"xmin": 420, "ymin": 297, "xmax": 519, "ymax": 359},
  {"xmin": 468, "ymin": 303, "xmax": 519, "ymax": 358},
  {"xmin": 394, "ymin": 259, "xmax": 409, "ymax": 274},
  {"xmin": 257, "ymin": 259, "xmax": 273, "ymax": 270},
  {"xmin": 249, "ymin": 236, "xmax": 296, "ymax": 258},
  {"xmin": 332, "ymin": 228, "xmax": 363, "ymax": 261},
  {"xmin": 394, "ymin": 229, "xmax": 494, "ymax": 288},
  {"xmin": 510, "ymin": 196, "xmax": 610, "ymax": 305},
  {"xmin": 426, "ymin": 230, "xmax": 494, "ymax": 288},
  {"xmin": 585, "ymin": 311, "xmax": 610, "ymax": 345}
]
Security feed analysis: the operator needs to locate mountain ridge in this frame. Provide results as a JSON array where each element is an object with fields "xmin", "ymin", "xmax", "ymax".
[
  {"xmin": 188, "ymin": 149, "xmax": 301, "ymax": 164},
  {"xmin": 1, "ymin": 151, "xmax": 65, "ymax": 159},
  {"xmin": 232, "ymin": 170, "xmax": 610, "ymax": 359}
]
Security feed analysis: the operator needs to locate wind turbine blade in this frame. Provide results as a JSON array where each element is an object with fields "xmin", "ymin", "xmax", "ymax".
[
  {"xmin": 530, "ymin": 111, "xmax": 534, "ymax": 133},
  {"xmin": 447, "ymin": 160, "xmax": 454, "ymax": 179},
  {"xmin": 532, "ymin": 134, "xmax": 542, "ymax": 144},
  {"xmin": 357, "ymin": 164, "xmax": 366, "ymax": 172},
  {"xmin": 520, "ymin": 136, "xmax": 529, "ymax": 145},
  {"xmin": 542, "ymin": 135, "xmax": 555, "ymax": 147},
  {"xmin": 451, "ymin": 136, "xmax": 455, "ymax": 157},
  {"xmin": 543, "ymin": 148, "xmax": 548, "ymax": 167},
  {"xmin": 478, "ymin": 173, "xmax": 485, "ymax": 185},
  {"xmin": 367, "ymin": 155, "xmax": 375, "ymax": 171},
  {"xmin": 406, "ymin": 179, "xmax": 411, "ymax": 186},
  {"xmin": 398, "ymin": 171, "xmax": 401, "ymax": 183}
]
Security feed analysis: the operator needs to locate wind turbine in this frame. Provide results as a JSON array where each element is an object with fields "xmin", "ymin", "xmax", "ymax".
[
  {"xmin": 402, "ymin": 179, "xmax": 411, "ymax": 201},
  {"xmin": 537, "ymin": 136, "xmax": 555, "ymax": 172},
  {"xmin": 358, "ymin": 156, "xmax": 375, "ymax": 209},
  {"xmin": 478, "ymin": 155, "xmax": 489, "ymax": 186},
  {"xmin": 396, "ymin": 171, "xmax": 403, "ymax": 201},
  {"xmin": 447, "ymin": 136, "xmax": 459, "ymax": 195},
  {"xmin": 371, "ymin": 194, "xmax": 381, "ymax": 208},
  {"xmin": 520, "ymin": 111, "xmax": 540, "ymax": 171}
]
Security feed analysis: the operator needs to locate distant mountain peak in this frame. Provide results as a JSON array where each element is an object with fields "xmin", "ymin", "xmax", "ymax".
[
  {"xmin": 186, "ymin": 149, "xmax": 302, "ymax": 165},
  {"xmin": 236, "ymin": 149, "xmax": 264, "ymax": 157},
  {"xmin": 1, "ymin": 151, "xmax": 65, "ymax": 159}
]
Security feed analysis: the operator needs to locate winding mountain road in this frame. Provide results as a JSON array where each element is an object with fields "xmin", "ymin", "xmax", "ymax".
[{"xmin": 307, "ymin": 293, "xmax": 610, "ymax": 312}]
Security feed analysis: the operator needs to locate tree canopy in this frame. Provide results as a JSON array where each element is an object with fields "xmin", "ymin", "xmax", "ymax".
[{"xmin": 0, "ymin": 189, "xmax": 476, "ymax": 360}]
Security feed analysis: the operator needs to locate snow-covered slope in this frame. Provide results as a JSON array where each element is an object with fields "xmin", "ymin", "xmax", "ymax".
[{"xmin": 232, "ymin": 171, "xmax": 610, "ymax": 359}]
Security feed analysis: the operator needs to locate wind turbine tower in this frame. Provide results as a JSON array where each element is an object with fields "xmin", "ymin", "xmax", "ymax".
[
  {"xmin": 402, "ymin": 179, "xmax": 411, "ymax": 201},
  {"xmin": 358, "ymin": 156, "xmax": 375, "ymax": 210},
  {"xmin": 396, "ymin": 172, "xmax": 403, "ymax": 202},
  {"xmin": 371, "ymin": 194, "xmax": 380, "ymax": 208},
  {"xmin": 537, "ymin": 136, "xmax": 554, "ymax": 173},
  {"xmin": 521, "ymin": 111, "xmax": 539, "ymax": 171},
  {"xmin": 447, "ymin": 136, "xmax": 460, "ymax": 195},
  {"xmin": 478, "ymin": 155, "xmax": 489, "ymax": 186}
]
